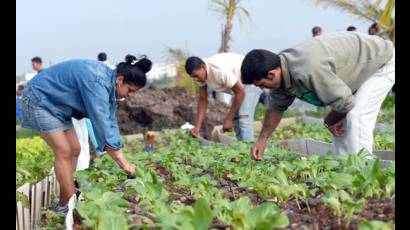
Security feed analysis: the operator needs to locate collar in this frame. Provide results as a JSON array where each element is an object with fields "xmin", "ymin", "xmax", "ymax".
[
  {"xmin": 204, "ymin": 60, "xmax": 211, "ymax": 82},
  {"xmin": 279, "ymin": 55, "xmax": 292, "ymax": 89},
  {"xmin": 111, "ymin": 69, "xmax": 119, "ymax": 102}
]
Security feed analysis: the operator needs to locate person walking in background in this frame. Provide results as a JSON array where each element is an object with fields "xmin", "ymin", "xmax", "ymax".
[
  {"xmin": 347, "ymin": 26, "xmax": 357, "ymax": 31},
  {"xmin": 312, "ymin": 26, "xmax": 322, "ymax": 37},
  {"xmin": 16, "ymin": 84, "xmax": 25, "ymax": 123},
  {"xmin": 20, "ymin": 54, "xmax": 152, "ymax": 216},
  {"xmin": 368, "ymin": 22, "xmax": 380, "ymax": 36},
  {"xmin": 31, "ymin": 56, "xmax": 43, "ymax": 73},
  {"xmin": 240, "ymin": 32, "xmax": 394, "ymax": 160},
  {"xmin": 98, "ymin": 52, "xmax": 115, "ymax": 69}
]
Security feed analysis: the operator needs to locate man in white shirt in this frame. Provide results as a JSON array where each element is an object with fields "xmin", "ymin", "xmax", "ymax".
[{"xmin": 185, "ymin": 53, "xmax": 263, "ymax": 141}]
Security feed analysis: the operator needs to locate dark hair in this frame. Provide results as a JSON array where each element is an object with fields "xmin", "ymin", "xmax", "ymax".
[
  {"xmin": 17, "ymin": 84, "xmax": 25, "ymax": 91},
  {"xmin": 368, "ymin": 22, "xmax": 380, "ymax": 35},
  {"xmin": 116, "ymin": 54, "xmax": 152, "ymax": 87},
  {"xmin": 185, "ymin": 56, "xmax": 205, "ymax": 75},
  {"xmin": 98, "ymin": 52, "xmax": 107, "ymax": 61},
  {"xmin": 347, "ymin": 26, "xmax": 357, "ymax": 31},
  {"xmin": 241, "ymin": 49, "xmax": 280, "ymax": 84},
  {"xmin": 312, "ymin": 26, "xmax": 322, "ymax": 36},
  {"xmin": 31, "ymin": 56, "xmax": 42, "ymax": 64}
]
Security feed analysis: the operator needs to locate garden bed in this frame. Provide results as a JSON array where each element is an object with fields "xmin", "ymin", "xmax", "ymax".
[{"xmin": 48, "ymin": 130, "xmax": 395, "ymax": 230}]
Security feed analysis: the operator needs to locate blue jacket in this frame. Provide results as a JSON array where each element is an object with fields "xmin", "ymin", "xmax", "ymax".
[
  {"xmin": 25, "ymin": 59, "xmax": 122, "ymax": 152},
  {"xmin": 16, "ymin": 96, "xmax": 21, "ymax": 119}
]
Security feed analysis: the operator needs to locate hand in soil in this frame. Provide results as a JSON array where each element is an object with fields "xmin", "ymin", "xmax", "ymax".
[
  {"xmin": 191, "ymin": 127, "xmax": 200, "ymax": 137},
  {"xmin": 251, "ymin": 139, "xmax": 267, "ymax": 161},
  {"xmin": 222, "ymin": 119, "xmax": 233, "ymax": 132},
  {"xmin": 125, "ymin": 163, "xmax": 136, "ymax": 178},
  {"xmin": 328, "ymin": 121, "xmax": 345, "ymax": 137}
]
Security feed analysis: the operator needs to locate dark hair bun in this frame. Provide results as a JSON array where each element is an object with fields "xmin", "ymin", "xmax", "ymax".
[
  {"xmin": 125, "ymin": 54, "xmax": 137, "ymax": 64},
  {"xmin": 136, "ymin": 57, "xmax": 152, "ymax": 73}
]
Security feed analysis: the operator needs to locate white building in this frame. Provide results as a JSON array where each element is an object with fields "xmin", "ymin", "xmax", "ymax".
[{"xmin": 146, "ymin": 61, "xmax": 178, "ymax": 82}]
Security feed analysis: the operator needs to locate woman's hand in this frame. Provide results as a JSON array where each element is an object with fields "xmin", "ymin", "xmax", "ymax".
[
  {"xmin": 105, "ymin": 147, "xmax": 136, "ymax": 177},
  {"xmin": 124, "ymin": 162, "xmax": 136, "ymax": 178}
]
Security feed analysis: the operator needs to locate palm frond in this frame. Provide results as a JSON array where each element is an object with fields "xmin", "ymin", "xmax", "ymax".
[
  {"xmin": 313, "ymin": 0, "xmax": 395, "ymax": 44},
  {"xmin": 164, "ymin": 47, "xmax": 189, "ymax": 64}
]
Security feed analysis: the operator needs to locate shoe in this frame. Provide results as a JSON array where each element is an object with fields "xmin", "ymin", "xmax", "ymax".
[
  {"xmin": 53, "ymin": 202, "xmax": 69, "ymax": 216},
  {"xmin": 75, "ymin": 189, "xmax": 81, "ymax": 199}
]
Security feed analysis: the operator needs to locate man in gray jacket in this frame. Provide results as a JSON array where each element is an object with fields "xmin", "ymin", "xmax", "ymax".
[{"xmin": 241, "ymin": 31, "xmax": 395, "ymax": 160}]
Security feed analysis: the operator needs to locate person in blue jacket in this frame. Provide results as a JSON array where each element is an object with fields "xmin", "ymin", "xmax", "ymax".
[
  {"xmin": 16, "ymin": 85, "xmax": 25, "ymax": 122},
  {"xmin": 20, "ymin": 54, "xmax": 152, "ymax": 215}
]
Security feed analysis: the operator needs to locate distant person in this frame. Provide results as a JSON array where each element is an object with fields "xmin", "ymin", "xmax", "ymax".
[
  {"xmin": 20, "ymin": 54, "xmax": 152, "ymax": 216},
  {"xmin": 98, "ymin": 52, "xmax": 115, "ymax": 69},
  {"xmin": 241, "ymin": 32, "xmax": 394, "ymax": 160},
  {"xmin": 185, "ymin": 53, "xmax": 263, "ymax": 141},
  {"xmin": 368, "ymin": 22, "xmax": 380, "ymax": 36},
  {"xmin": 347, "ymin": 26, "xmax": 357, "ymax": 31},
  {"xmin": 312, "ymin": 26, "xmax": 322, "ymax": 37},
  {"xmin": 31, "ymin": 56, "xmax": 43, "ymax": 73},
  {"xmin": 16, "ymin": 84, "xmax": 25, "ymax": 122}
]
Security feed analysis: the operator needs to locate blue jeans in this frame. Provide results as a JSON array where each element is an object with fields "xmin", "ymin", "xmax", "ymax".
[
  {"xmin": 20, "ymin": 87, "xmax": 73, "ymax": 132},
  {"xmin": 233, "ymin": 84, "xmax": 263, "ymax": 141}
]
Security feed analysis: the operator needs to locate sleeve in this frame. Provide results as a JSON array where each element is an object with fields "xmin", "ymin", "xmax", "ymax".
[
  {"xmin": 267, "ymin": 89, "xmax": 296, "ymax": 112},
  {"xmin": 220, "ymin": 67, "xmax": 239, "ymax": 89},
  {"xmin": 302, "ymin": 64, "xmax": 355, "ymax": 113},
  {"xmin": 78, "ymin": 79, "xmax": 123, "ymax": 152},
  {"xmin": 196, "ymin": 81, "xmax": 206, "ymax": 87}
]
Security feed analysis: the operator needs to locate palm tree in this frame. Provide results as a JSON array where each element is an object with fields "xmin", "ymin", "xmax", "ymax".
[
  {"xmin": 313, "ymin": 0, "xmax": 395, "ymax": 44},
  {"xmin": 165, "ymin": 47, "xmax": 199, "ymax": 94},
  {"xmin": 210, "ymin": 0, "xmax": 251, "ymax": 53}
]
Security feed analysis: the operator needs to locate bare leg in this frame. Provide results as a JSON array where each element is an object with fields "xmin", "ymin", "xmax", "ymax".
[
  {"xmin": 64, "ymin": 128, "xmax": 81, "ymax": 173},
  {"xmin": 40, "ymin": 128, "xmax": 79, "ymax": 205}
]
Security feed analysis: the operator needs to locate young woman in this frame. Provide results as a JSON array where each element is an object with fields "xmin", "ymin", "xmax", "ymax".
[{"xmin": 20, "ymin": 54, "xmax": 152, "ymax": 215}]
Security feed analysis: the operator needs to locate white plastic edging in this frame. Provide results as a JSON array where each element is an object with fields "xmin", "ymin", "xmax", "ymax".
[
  {"xmin": 65, "ymin": 194, "xmax": 77, "ymax": 230},
  {"xmin": 16, "ymin": 170, "xmax": 60, "ymax": 230},
  {"xmin": 272, "ymin": 139, "xmax": 394, "ymax": 168}
]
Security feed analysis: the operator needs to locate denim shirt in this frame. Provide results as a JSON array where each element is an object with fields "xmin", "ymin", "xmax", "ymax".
[{"xmin": 25, "ymin": 59, "xmax": 123, "ymax": 152}]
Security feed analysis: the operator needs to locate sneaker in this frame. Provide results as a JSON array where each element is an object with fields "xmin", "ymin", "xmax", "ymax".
[
  {"xmin": 75, "ymin": 189, "xmax": 81, "ymax": 199},
  {"xmin": 74, "ymin": 179, "xmax": 80, "ymax": 189},
  {"xmin": 53, "ymin": 202, "xmax": 69, "ymax": 216}
]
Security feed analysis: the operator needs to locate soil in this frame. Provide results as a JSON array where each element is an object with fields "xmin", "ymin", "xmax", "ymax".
[
  {"xmin": 147, "ymin": 161, "xmax": 395, "ymax": 230},
  {"xmin": 116, "ymin": 86, "xmax": 229, "ymax": 139}
]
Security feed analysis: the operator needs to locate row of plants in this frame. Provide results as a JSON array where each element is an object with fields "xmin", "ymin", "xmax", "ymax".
[
  {"xmin": 16, "ymin": 136, "xmax": 53, "ymax": 188},
  {"xmin": 42, "ymin": 130, "xmax": 394, "ymax": 229},
  {"xmin": 269, "ymin": 123, "xmax": 395, "ymax": 151},
  {"xmin": 255, "ymin": 94, "xmax": 395, "ymax": 125}
]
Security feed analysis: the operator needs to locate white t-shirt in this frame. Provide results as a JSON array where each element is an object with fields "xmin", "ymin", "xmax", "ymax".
[
  {"xmin": 102, "ymin": 60, "xmax": 115, "ymax": 69},
  {"xmin": 197, "ymin": 52, "xmax": 244, "ymax": 95}
]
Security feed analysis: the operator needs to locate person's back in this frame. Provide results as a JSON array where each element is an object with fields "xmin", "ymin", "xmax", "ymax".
[
  {"xmin": 26, "ymin": 59, "xmax": 115, "ymax": 119},
  {"xmin": 280, "ymin": 31, "xmax": 394, "ymax": 92},
  {"xmin": 204, "ymin": 52, "xmax": 244, "ymax": 87}
]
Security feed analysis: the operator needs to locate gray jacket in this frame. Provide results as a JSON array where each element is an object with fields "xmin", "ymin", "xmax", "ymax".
[{"xmin": 269, "ymin": 31, "xmax": 394, "ymax": 113}]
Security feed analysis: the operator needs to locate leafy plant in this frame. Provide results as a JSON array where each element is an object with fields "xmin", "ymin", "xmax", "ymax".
[
  {"xmin": 359, "ymin": 220, "xmax": 394, "ymax": 230},
  {"xmin": 16, "ymin": 136, "xmax": 54, "ymax": 188}
]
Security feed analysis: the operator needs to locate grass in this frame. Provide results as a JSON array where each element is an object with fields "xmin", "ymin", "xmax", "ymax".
[{"xmin": 16, "ymin": 128, "xmax": 39, "ymax": 139}]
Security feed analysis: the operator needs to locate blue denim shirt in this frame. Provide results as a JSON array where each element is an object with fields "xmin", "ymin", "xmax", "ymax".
[{"xmin": 25, "ymin": 59, "xmax": 122, "ymax": 152}]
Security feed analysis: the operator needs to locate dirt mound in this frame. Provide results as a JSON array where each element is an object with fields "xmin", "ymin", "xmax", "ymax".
[{"xmin": 116, "ymin": 86, "xmax": 229, "ymax": 139}]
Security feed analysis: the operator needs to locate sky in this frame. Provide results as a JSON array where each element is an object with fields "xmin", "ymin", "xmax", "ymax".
[{"xmin": 16, "ymin": 0, "xmax": 371, "ymax": 75}]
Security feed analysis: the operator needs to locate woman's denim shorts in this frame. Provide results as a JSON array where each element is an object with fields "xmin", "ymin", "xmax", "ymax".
[{"xmin": 20, "ymin": 87, "xmax": 73, "ymax": 133}]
